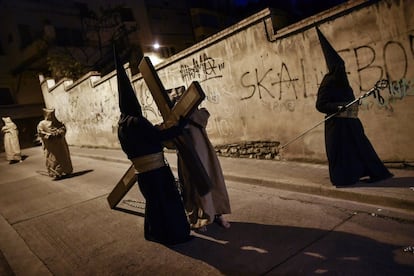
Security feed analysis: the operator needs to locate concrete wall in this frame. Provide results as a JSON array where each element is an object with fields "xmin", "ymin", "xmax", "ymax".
[{"xmin": 40, "ymin": 0, "xmax": 414, "ymax": 162}]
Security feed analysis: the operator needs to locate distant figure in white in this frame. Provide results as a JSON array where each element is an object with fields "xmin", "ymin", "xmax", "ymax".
[
  {"xmin": 1, "ymin": 117, "xmax": 22, "ymax": 164},
  {"xmin": 37, "ymin": 108, "xmax": 73, "ymax": 179}
]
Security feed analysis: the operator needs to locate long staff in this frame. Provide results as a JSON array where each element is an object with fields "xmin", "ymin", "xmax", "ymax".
[{"xmin": 278, "ymin": 79, "xmax": 389, "ymax": 151}]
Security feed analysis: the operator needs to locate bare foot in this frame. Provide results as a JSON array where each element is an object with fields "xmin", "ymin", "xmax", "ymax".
[{"xmin": 214, "ymin": 215, "xmax": 231, "ymax": 229}]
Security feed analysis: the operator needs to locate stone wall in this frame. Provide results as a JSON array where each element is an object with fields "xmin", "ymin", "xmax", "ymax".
[
  {"xmin": 40, "ymin": 0, "xmax": 414, "ymax": 162},
  {"xmin": 215, "ymin": 141, "xmax": 280, "ymax": 160}
]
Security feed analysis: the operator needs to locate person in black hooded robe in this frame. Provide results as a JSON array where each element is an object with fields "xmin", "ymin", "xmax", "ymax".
[
  {"xmin": 114, "ymin": 47, "xmax": 191, "ymax": 245},
  {"xmin": 315, "ymin": 28, "xmax": 393, "ymax": 187}
]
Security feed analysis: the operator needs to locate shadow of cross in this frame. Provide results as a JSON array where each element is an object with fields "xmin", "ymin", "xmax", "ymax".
[{"xmin": 107, "ymin": 56, "xmax": 212, "ymax": 209}]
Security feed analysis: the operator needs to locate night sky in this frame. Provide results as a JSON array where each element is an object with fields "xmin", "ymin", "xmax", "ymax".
[{"xmin": 195, "ymin": 0, "xmax": 349, "ymax": 23}]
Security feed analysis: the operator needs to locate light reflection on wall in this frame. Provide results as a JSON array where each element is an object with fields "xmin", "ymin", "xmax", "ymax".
[{"xmin": 143, "ymin": 52, "xmax": 164, "ymax": 66}]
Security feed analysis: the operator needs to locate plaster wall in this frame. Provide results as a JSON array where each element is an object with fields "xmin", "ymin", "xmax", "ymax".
[{"xmin": 40, "ymin": 0, "xmax": 414, "ymax": 162}]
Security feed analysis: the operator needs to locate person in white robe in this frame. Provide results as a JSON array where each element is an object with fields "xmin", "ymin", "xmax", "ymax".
[
  {"xmin": 1, "ymin": 117, "xmax": 22, "ymax": 164},
  {"xmin": 169, "ymin": 87, "xmax": 231, "ymax": 230},
  {"xmin": 37, "ymin": 108, "xmax": 73, "ymax": 179}
]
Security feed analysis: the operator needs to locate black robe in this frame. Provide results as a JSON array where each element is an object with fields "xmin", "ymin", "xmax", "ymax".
[
  {"xmin": 316, "ymin": 71, "xmax": 392, "ymax": 186},
  {"xmin": 118, "ymin": 114, "xmax": 190, "ymax": 244}
]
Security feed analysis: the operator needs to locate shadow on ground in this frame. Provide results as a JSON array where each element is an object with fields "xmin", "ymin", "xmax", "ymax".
[
  {"xmin": 35, "ymin": 169, "xmax": 94, "ymax": 180},
  {"xmin": 170, "ymin": 222, "xmax": 413, "ymax": 275},
  {"xmin": 64, "ymin": 169, "xmax": 94, "ymax": 179},
  {"xmin": 352, "ymin": 177, "xmax": 414, "ymax": 188}
]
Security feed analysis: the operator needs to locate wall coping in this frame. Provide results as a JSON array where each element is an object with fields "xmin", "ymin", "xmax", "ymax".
[{"xmin": 40, "ymin": 71, "xmax": 101, "ymax": 93}]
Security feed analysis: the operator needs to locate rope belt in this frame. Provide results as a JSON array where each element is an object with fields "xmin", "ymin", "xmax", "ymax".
[
  {"xmin": 336, "ymin": 106, "xmax": 359, "ymax": 118},
  {"xmin": 130, "ymin": 152, "xmax": 166, "ymax": 173}
]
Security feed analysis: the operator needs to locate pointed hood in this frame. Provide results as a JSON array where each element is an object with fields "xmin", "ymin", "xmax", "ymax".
[
  {"xmin": 114, "ymin": 45, "xmax": 142, "ymax": 117},
  {"xmin": 2, "ymin": 117, "xmax": 12, "ymax": 124},
  {"xmin": 43, "ymin": 108, "xmax": 61, "ymax": 125},
  {"xmin": 316, "ymin": 27, "xmax": 345, "ymax": 73},
  {"xmin": 43, "ymin": 108, "xmax": 55, "ymax": 120}
]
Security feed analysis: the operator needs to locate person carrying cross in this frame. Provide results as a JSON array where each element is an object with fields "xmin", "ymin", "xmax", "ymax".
[{"xmin": 114, "ymin": 47, "xmax": 191, "ymax": 245}]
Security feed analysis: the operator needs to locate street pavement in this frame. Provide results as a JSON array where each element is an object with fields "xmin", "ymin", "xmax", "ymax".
[
  {"xmin": 70, "ymin": 145, "xmax": 414, "ymax": 213},
  {"xmin": 0, "ymin": 145, "xmax": 413, "ymax": 275}
]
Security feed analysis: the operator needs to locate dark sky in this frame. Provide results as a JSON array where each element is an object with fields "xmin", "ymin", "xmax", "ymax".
[{"xmin": 198, "ymin": 0, "xmax": 349, "ymax": 23}]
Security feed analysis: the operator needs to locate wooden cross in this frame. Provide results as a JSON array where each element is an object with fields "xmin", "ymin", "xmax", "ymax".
[{"xmin": 107, "ymin": 57, "xmax": 212, "ymax": 209}]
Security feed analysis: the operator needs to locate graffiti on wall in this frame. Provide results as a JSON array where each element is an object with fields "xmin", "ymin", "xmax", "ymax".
[
  {"xmin": 389, "ymin": 78, "xmax": 414, "ymax": 99},
  {"xmin": 117, "ymin": 32, "xmax": 414, "ymax": 138},
  {"xmin": 65, "ymin": 85, "xmax": 118, "ymax": 134},
  {"xmin": 180, "ymin": 53, "xmax": 225, "ymax": 84},
  {"xmin": 240, "ymin": 62, "xmax": 301, "ymax": 101},
  {"xmin": 239, "ymin": 33, "xmax": 414, "ymax": 113},
  {"xmin": 134, "ymin": 81, "xmax": 162, "ymax": 120},
  {"xmin": 359, "ymin": 77, "xmax": 414, "ymax": 112}
]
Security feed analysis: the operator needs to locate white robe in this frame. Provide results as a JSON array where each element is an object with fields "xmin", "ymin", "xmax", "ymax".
[
  {"xmin": 178, "ymin": 108, "xmax": 231, "ymax": 228},
  {"xmin": 37, "ymin": 114, "xmax": 73, "ymax": 178},
  {"xmin": 1, "ymin": 117, "xmax": 22, "ymax": 162}
]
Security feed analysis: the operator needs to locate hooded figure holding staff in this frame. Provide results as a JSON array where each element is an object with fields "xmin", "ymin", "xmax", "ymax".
[
  {"xmin": 115, "ymin": 46, "xmax": 191, "ymax": 245},
  {"xmin": 315, "ymin": 27, "xmax": 393, "ymax": 186}
]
